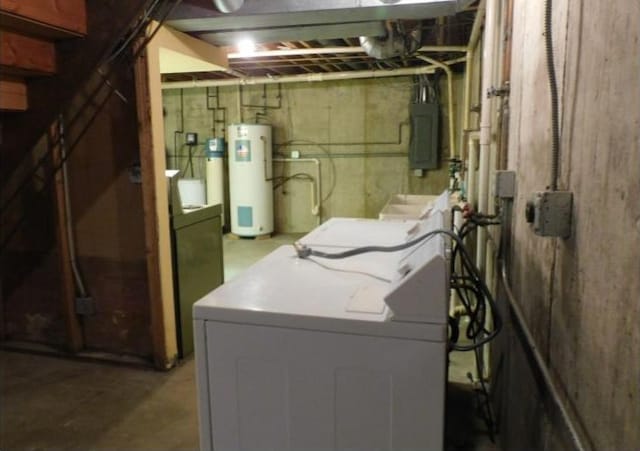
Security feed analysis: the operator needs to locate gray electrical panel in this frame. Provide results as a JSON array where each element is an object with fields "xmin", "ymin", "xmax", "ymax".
[{"xmin": 409, "ymin": 103, "xmax": 440, "ymax": 170}]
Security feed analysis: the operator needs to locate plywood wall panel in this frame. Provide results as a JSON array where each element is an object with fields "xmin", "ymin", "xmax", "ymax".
[{"xmin": 502, "ymin": 0, "xmax": 640, "ymax": 449}]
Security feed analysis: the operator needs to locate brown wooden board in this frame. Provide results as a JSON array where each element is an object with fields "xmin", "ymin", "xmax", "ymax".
[
  {"xmin": 134, "ymin": 39, "xmax": 178, "ymax": 369},
  {"xmin": 0, "ymin": 76, "xmax": 27, "ymax": 110},
  {"xmin": 0, "ymin": 30, "xmax": 56, "ymax": 75},
  {"xmin": 0, "ymin": 0, "xmax": 86, "ymax": 37}
]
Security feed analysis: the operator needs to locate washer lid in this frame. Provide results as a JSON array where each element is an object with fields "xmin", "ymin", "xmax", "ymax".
[
  {"xmin": 299, "ymin": 217, "xmax": 417, "ymax": 248},
  {"xmin": 194, "ymin": 246, "xmax": 446, "ymax": 342}
]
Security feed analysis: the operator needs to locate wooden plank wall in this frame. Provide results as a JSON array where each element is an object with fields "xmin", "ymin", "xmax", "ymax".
[
  {"xmin": 66, "ymin": 68, "xmax": 152, "ymax": 357},
  {"xmin": 0, "ymin": 0, "xmax": 148, "ymax": 181},
  {"xmin": 498, "ymin": 1, "xmax": 640, "ymax": 449},
  {"xmin": 1, "ymin": 0, "xmax": 155, "ymax": 360}
]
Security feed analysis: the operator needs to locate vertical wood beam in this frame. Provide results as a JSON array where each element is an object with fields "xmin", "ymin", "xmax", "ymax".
[
  {"xmin": 49, "ymin": 122, "xmax": 83, "ymax": 352},
  {"xmin": 133, "ymin": 35, "xmax": 178, "ymax": 370}
]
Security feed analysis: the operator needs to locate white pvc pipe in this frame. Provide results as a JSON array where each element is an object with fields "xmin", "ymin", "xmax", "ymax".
[
  {"xmin": 273, "ymin": 158, "xmax": 322, "ymax": 225},
  {"xmin": 161, "ymin": 57, "xmax": 467, "ymax": 89},
  {"xmin": 462, "ymin": 0, "xmax": 485, "ymax": 163},
  {"xmin": 468, "ymin": 0, "xmax": 486, "ymax": 52},
  {"xmin": 477, "ymin": 0, "xmax": 498, "ymax": 274},
  {"xmin": 417, "ymin": 55, "xmax": 456, "ymax": 160},
  {"xmin": 466, "ymin": 132, "xmax": 479, "ymax": 206}
]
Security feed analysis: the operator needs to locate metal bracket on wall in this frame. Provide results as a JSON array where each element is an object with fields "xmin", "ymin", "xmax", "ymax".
[{"xmin": 487, "ymin": 82, "xmax": 510, "ymax": 98}]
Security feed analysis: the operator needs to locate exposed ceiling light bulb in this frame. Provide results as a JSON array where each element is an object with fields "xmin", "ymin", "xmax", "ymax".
[
  {"xmin": 237, "ymin": 38, "xmax": 256, "ymax": 55},
  {"xmin": 213, "ymin": 0, "xmax": 244, "ymax": 13}
]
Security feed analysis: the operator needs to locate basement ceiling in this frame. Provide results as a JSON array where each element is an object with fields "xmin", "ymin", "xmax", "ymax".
[{"xmin": 161, "ymin": 0, "xmax": 479, "ymax": 82}]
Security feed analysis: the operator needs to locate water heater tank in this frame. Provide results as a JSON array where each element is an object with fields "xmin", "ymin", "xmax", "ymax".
[
  {"xmin": 205, "ymin": 138, "xmax": 226, "ymax": 226},
  {"xmin": 228, "ymin": 124, "xmax": 274, "ymax": 237}
]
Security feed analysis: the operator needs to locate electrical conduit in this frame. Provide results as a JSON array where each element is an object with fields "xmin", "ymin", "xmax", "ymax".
[
  {"xmin": 59, "ymin": 115, "xmax": 88, "ymax": 299},
  {"xmin": 416, "ymin": 55, "xmax": 456, "ymax": 161},
  {"xmin": 545, "ymin": 0, "xmax": 561, "ymax": 191}
]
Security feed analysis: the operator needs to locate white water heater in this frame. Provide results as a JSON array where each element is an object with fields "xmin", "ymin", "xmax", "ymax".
[
  {"xmin": 228, "ymin": 124, "xmax": 274, "ymax": 237},
  {"xmin": 205, "ymin": 138, "xmax": 225, "ymax": 226}
]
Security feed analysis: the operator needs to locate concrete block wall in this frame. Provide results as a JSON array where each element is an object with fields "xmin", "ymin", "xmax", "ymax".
[
  {"xmin": 496, "ymin": 1, "xmax": 640, "ymax": 449},
  {"xmin": 163, "ymin": 76, "xmax": 461, "ymax": 233}
]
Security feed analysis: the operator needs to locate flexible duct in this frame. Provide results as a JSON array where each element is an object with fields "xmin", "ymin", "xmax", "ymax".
[
  {"xmin": 359, "ymin": 22, "xmax": 421, "ymax": 59},
  {"xmin": 213, "ymin": 0, "xmax": 243, "ymax": 13}
]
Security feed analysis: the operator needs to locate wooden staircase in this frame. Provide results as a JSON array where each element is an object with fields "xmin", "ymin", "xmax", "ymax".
[{"xmin": 0, "ymin": 0, "xmax": 87, "ymax": 111}]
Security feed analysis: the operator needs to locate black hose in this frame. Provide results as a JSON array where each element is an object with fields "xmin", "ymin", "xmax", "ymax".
[{"xmin": 545, "ymin": 0, "xmax": 561, "ymax": 191}]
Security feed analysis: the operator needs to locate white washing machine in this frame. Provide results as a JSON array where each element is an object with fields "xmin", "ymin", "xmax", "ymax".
[{"xmin": 194, "ymin": 196, "xmax": 450, "ymax": 451}]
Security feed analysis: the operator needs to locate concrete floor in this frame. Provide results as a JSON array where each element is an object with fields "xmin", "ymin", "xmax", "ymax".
[{"xmin": 1, "ymin": 233, "xmax": 498, "ymax": 451}]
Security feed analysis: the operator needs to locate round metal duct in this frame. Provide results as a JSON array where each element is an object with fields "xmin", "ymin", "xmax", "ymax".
[
  {"xmin": 213, "ymin": 0, "xmax": 244, "ymax": 13},
  {"xmin": 360, "ymin": 22, "xmax": 421, "ymax": 59}
]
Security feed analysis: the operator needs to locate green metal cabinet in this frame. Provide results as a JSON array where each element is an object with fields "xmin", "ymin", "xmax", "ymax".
[{"xmin": 171, "ymin": 204, "xmax": 224, "ymax": 357}]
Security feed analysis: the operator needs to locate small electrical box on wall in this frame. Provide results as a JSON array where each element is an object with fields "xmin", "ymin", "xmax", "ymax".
[
  {"xmin": 186, "ymin": 132, "xmax": 198, "ymax": 145},
  {"xmin": 525, "ymin": 190, "xmax": 573, "ymax": 238},
  {"xmin": 409, "ymin": 103, "xmax": 439, "ymax": 170}
]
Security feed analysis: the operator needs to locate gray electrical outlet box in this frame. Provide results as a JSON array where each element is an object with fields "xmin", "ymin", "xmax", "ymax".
[
  {"xmin": 495, "ymin": 170, "xmax": 516, "ymax": 198},
  {"xmin": 75, "ymin": 297, "xmax": 96, "ymax": 316},
  {"xmin": 525, "ymin": 191, "xmax": 573, "ymax": 238}
]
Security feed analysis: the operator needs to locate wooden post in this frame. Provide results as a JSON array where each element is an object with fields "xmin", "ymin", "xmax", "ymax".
[
  {"xmin": 133, "ymin": 39, "xmax": 178, "ymax": 369},
  {"xmin": 49, "ymin": 121, "xmax": 83, "ymax": 352},
  {"xmin": 131, "ymin": 23, "xmax": 227, "ymax": 369}
]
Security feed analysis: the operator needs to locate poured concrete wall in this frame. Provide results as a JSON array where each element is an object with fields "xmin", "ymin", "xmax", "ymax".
[
  {"xmin": 497, "ymin": 1, "xmax": 640, "ymax": 449},
  {"xmin": 163, "ymin": 76, "xmax": 461, "ymax": 233}
]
